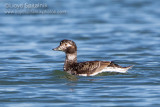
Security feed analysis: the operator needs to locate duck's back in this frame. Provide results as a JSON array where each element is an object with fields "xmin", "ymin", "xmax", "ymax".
[
  {"xmin": 71, "ymin": 61, "xmax": 110, "ymax": 76},
  {"xmin": 71, "ymin": 61, "xmax": 132, "ymax": 76}
]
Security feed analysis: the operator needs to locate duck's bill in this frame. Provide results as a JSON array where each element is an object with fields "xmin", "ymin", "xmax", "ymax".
[{"xmin": 52, "ymin": 46, "xmax": 62, "ymax": 51}]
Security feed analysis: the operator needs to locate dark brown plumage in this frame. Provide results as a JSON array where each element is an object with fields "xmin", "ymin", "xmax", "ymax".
[
  {"xmin": 53, "ymin": 39, "xmax": 133, "ymax": 76},
  {"xmin": 71, "ymin": 61, "xmax": 111, "ymax": 76}
]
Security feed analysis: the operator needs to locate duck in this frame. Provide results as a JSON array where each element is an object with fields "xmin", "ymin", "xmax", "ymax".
[{"xmin": 52, "ymin": 39, "xmax": 133, "ymax": 76}]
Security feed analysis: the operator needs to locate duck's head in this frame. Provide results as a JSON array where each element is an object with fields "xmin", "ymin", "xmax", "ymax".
[{"xmin": 53, "ymin": 39, "xmax": 77, "ymax": 54}]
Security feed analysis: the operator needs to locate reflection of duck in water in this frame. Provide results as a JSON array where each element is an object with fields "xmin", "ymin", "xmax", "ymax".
[{"xmin": 53, "ymin": 40, "xmax": 133, "ymax": 76}]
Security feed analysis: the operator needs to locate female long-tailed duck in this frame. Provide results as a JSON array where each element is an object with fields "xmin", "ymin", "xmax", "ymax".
[{"xmin": 53, "ymin": 39, "xmax": 133, "ymax": 76}]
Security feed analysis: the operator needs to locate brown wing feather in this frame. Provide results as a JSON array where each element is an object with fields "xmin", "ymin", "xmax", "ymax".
[
  {"xmin": 93, "ymin": 61, "xmax": 111, "ymax": 75},
  {"xmin": 72, "ymin": 61, "xmax": 111, "ymax": 76}
]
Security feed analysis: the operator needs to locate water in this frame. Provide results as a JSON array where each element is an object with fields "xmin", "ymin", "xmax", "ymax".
[{"xmin": 0, "ymin": 0, "xmax": 160, "ymax": 106}]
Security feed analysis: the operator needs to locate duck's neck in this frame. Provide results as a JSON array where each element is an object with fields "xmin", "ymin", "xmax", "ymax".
[{"xmin": 64, "ymin": 52, "xmax": 77, "ymax": 71}]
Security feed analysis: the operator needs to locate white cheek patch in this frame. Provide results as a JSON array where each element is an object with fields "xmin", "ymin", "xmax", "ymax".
[{"xmin": 67, "ymin": 44, "xmax": 72, "ymax": 47}]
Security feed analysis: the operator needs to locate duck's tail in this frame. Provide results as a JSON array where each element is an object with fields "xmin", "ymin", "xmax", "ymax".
[
  {"xmin": 109, "ymin": 61, "xmax": 134, "ymax": 70},
  {"xmin": 124, "ymin": 65, "xmax": 134, "ymax": 69}
]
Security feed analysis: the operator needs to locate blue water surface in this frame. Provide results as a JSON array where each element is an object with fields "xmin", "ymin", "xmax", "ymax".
[{"xmin": 0, "ymin": 0, "xmax": 160, "ymax": 107}]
